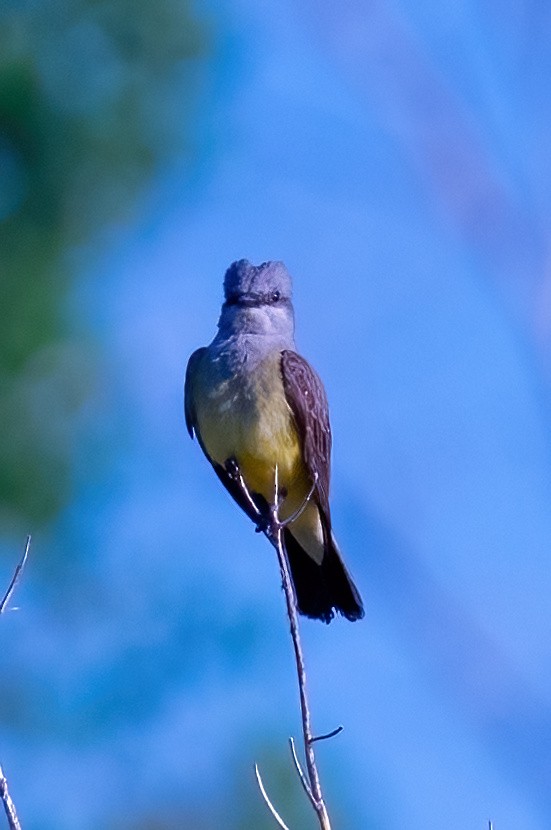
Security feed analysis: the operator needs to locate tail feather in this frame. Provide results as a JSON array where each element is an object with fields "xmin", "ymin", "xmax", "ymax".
[{"xmin": 283, "ymin": 529, "xmax": 364, "ymax": 623}]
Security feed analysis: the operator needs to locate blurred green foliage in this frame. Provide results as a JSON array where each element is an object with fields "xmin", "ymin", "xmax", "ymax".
[
  {"xmin": 0, "ymin": 0, "xmax": 210, "ymax": 529},
  {"xmin": 108, "ymin": 744, "xmax": 334, "ymax": 830}
]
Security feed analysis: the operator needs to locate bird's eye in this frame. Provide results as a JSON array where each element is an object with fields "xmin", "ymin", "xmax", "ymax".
[
  {"xmin": 270, "ymin": 290, "xmax": 281, "ymax": 303},
  {"xmin": 225, "ymin": 293, "xmax": 239, "ymax": 306}
]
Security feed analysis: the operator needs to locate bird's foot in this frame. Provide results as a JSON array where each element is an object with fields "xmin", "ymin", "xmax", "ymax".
[{"xmin": 224, "ymin": 457, "xmax": 241, "ymax": 481}]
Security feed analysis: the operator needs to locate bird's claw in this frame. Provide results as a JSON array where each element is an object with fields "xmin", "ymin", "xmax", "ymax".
[{"xmin": 224, "ymin": 457, "xmax": 240, "ymax": 480}]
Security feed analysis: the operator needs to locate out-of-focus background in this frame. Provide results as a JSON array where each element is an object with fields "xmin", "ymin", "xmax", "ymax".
[{"xmin": 1, "ymin": 1, "xmax": 551, "ymax": 828}]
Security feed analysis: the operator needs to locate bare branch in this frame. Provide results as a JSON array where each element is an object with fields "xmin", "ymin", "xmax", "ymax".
[
  {"xmin": 0, "ymin": 539, "xmax": 31, "ymax": 829},
  {"xmin": 288, "ymin": 737, "xmax": 315, "ymax": 806},
  {"xmin": 270, "ymin": 522, "xmax": 332, "ymax": 829},
  {"xmin": 311, "ymin": 726, "xmax": 343, "ymax": 744},
  {"xmin": 279, "ymin": 473, "xmax": 318, "ymax": 529},
  {"xmin": 0, "ymin": 536, "xmax": 31, "ymax": 616},
  {"xmin": 237, "ymin": 472, "xmax": 262, "ymax": 519},
  {"xmin": 0, "ymin": 762, "xmax": 22, "ymax": 829},
  {"xmin": 232, "ymin": 464, "xmax": 333, "ymax": 829},
  {"xmin": 254, "ymin": 764, "xmax": 291, "ymax": 830}
]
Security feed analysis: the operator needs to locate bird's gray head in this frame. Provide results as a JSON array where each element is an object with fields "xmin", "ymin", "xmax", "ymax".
[{"xmin": 217, "ymin": 259, "xmax": 295, "ymax": 340}]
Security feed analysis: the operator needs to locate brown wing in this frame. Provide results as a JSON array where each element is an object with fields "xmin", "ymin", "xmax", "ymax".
[
  {"xmin": 280, "ymin": 349, "xmax": 332, "ymax": 518},
  {"xmin": 184, "ymin": 347, "xmax": 206, "ymax": 438}
]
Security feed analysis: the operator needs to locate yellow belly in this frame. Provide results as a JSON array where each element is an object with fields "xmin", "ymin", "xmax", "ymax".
[
  {"xmin": 192, "ymin": 349, "xmax": 326, "ymax": 562},
  {"xmin": 194, "ymin": 351, "xmax": 307, "ymax": 508}
]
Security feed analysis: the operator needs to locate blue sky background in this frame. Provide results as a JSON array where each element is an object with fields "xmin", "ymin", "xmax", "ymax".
[{"xmin": 2, "ymin": 1, "xmax": 551, "ymax": 828}]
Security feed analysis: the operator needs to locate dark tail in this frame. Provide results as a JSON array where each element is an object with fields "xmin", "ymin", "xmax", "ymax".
[{"xmin": 283, "ymin": 529, "xmax": 364, "ymax": 623}]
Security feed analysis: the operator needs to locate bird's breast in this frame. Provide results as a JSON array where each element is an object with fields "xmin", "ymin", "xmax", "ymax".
[{"xmin": 194, "ymin": 350, "xmax": 304, "ymax": 501}]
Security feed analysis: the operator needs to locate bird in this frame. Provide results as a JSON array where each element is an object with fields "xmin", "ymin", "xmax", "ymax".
[{"xmin": 184, "ymin": 259, "xmax": 363, "ymax": 623}]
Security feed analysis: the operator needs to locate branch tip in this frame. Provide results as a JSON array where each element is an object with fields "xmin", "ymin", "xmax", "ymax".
[
  {"xmin": 288, "ymin": 737, "xmax": 315, "ymax": 806},
  {"xmin": 254, "ymin": 763, "xmax": 291, "ymax": 830},
  {"xmin": 310, "ymin": 725, "xmax": 343, "ymax": 744},
  {"xmin": 278, "ymin": 472, "xmax": 319, "ymax": 528},
  {"xmin": 0, "ymin": 536, "xmax": 31, "ymax": 616}
]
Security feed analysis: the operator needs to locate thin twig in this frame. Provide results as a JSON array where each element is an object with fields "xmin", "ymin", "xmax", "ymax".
[
  {"xmin": 279, "ymin": 473, "xmax": 318, "ymax": 528},
  {"xmin": 254, "ymin": 764, "xmax": 291, "ymax": 830},
  {"xmin": 0, "ymin": 536, "xmax": 31, "ymax": 616},
  {"xmin": 0, "ymin": 538, "xmax": 31, "ymax": 830},
  {"xmin": 288, "ymin": 737, "xmax": 315, "ymax": 806},
  {"xmin": 0, "ymin": 765, "xmax": 21, "ymax": 830},
  {"xmin": 237, "ymin": 471, "xmax": 263, "ymax": 519},
  {"xmin": 258, "ymin": 467, "xmax": 330, "ymax": 829},
  {"xmin": 236, "ymin": 464, "xmax": 332, "ymax": 829},
  {"xmin": 270, "ymin": 523, "xmax": 332, "ymax": 829},
  {"xmin": 311, "ymin": 726, "xmax": 343, "ymax": 744}
]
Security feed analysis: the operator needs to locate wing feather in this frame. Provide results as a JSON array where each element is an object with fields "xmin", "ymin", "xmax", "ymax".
[
  {"xmin": 280, "ymin": 349, "xmax": 332, "ymax": 517},
  {"xmin": 184, "ymin": 347, "xmax": 206, "ymax": 438}
]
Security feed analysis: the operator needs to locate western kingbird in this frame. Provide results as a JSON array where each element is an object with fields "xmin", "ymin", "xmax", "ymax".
[{"xmin": 184, "ymin": 259, "xmax": 363, "ymax": 623}]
